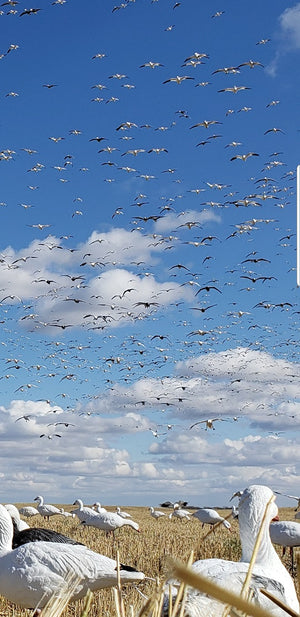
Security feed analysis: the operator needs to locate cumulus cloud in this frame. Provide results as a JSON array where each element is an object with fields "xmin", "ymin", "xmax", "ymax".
[
  {"xmin": 0, "ymin": 228, "xmax": 198, "ymax": 332},
  {"xmin": 266, "ymin": 3, "xmax": 300, "ymax": 75},
  {"xmin": 279, "ymin": 3, "xmax": 300, "ymax": 48},
  {"xmin": 0, "ymin": 346, "xmax": 298, "ymax": 505},
  {"xmin": 153, "ymin": 209, "xmax": 221, "ymax": 233}
]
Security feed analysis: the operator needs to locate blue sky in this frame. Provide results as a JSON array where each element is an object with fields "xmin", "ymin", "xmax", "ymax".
[{"xmin": 0, "ymin": 0, "xmax": 299, "ymax": 509}]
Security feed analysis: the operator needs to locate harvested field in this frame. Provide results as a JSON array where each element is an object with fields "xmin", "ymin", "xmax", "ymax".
[{"xmin": 0, "ymin": 504, "xmax": 298, "ymax": 617}]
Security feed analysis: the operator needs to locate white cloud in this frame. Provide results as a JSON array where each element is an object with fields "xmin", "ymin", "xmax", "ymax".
[
  {"xmin": 153, "ymin": 209, "xmax": 221, "ymax": 233},
  {"xmin": 0, "ymin": 346, "xmax": 298, "ymax": 506},
  {"xmin": 279, "ymin": 3, "xmax": 300, "ymax": 48},
  {"xmin": 266, "ymin": 3, "xmax": 300, "ymax": 75},
  {"xmin": 0, "ymin": 229, "xmax": 198, "ymax": 332}
]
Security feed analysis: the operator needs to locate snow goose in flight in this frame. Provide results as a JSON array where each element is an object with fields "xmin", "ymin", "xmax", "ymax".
[
  {"xmin": 0, "ymin": 504, "xmax": 145, "ymax": 608},
  {"xmin": 33, "ymin": 495, "xmax": 63, "ymax": 520},
  {"xmin": 192, "ymin": 508, "xmax": 231, "ymax": 531},
  {"xmin": 165, "ymin": 485, "xmax": 299, "ymax": 616}
]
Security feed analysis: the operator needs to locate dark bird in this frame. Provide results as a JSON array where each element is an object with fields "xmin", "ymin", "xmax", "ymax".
[
  {"xmin": 241, "ymin": 258, "xmax": 271, "ymax": 264},
  {"xmin": 264, "ymin": 128, "xmax": 285, "ymax": 135},
  {"xmin": 191, "ymin": 305, "xmax": 217, "ymax": 313},
  {"xmin": 134, "ymin": 302, "xmax": 159, "ymax": 308},
  {"xmin": 20, "ymin": 7, "xmax": 41, "ymax": 16},
  {"xmin": 195, "ymin": 286, "xmax": 222, "ymax": 294}
]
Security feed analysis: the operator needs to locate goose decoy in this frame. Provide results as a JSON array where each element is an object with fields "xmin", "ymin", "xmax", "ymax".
[
  {"xmin": 270, "ymin": 520, "xmax": 300, "ymax": 569},
  {"xmin": 18, "ymin": 506, "xmax": 39, "ymax": 518},
  {"xmin": 165, "ymin": 485, "xmax": 299, "ymax": 617},
  {"xmin": 0, "ymin": 504, "xmax": 145, "ymax": 608},
  {"xmin": 33, "ymin": 496, "xmax": 63, "ymax": 520},
  {"xmin": 149, "ymin": 506, "xmax": 166, "ymax": 520},
  {"xmin": 71, "ymin": 498, "xmax": 96, "ymax": 522},
  {"xmin": 5, "ymin": 503, "xmax": 83, "ymax": 549},
  {"xmin": 116, "ymin": 506, "xmax": 132, "ymax": 519},
  {"xmin": 192, "ymin": 508, "xmax": 231, "ymax": 531},
  {"xmin": 80, "ymin": 509, "xmax": 140, "ymax": 535},
  {"xmin": 169, "ymin": 503, "xmax": 191, "ymax": 521}
]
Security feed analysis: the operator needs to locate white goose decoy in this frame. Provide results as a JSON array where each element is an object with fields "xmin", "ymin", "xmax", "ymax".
[
  {"xmin": 270, "ymin": 520, "xmax": 300, "ymax": 552},
  {"xmin": 192, "ymin": 508, "xmax": 231, "ymax": 531},
  {"xmin": 149, "ymin": 506, "xmax": 166, "ymax": 520},
  {"xmin": 5, "ymin": 505, "xmax": 81, "ymax": 549},
  {"xmin": 80, "ymin": 508, "xmax": 140, "ymax": 535},
  {"xmin": 166, "ymin": 485, "xmax": 299, "ymax": 617},
  {"xmin": 71, "ymin": 498, "xmax": 96, "ymax": 522},
  {"xmin": 93, "ymin": 502, "xmax": 108, "ymax": 514},
  {"xmin": 116, "ymin": 506, "xmax": 132, "ymax": 519},
  {"xmin": 5, "ymin": 505, "xmax": 29, "ymax": 531},
  {"xmin": 0, "ymin": 504, "xmax": 145, "ymax": 609},
  {"xmin": 60, "ymin": 508, "xmax": 75, "ymax": 518},
  {"xmin": 169, "ymin": 503, "xmax": 191, "ymax": 521},
  {"xmin": 19, "ymin": 506, "xmax": 39, "ymax": 518},
  {"xmin": 34, "ymin": 496, "xmax": 63, "ymax": 520},
  {"xmin": 270, "ymin": 520, "xmax": 300, "ymax": 569}
]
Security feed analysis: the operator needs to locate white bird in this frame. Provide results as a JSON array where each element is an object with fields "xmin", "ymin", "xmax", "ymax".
[
  {"xmin": 33, "ymin": 495, "xmax": 63, "ymax": 520},
  {"xmin": 166, "ymin": 485, "xmax": 299, "ymax": 617},
  {"xmin": 0, "ymin": 504, "xmax": 145, "ymax": 609},
  {"xmin": 60, "ymin": 508, "xmax": 75, "ymax": 518},
  {"xmin": 116, "ymin": 506, "xmax": 132, "ymax": 518},
  {"xmin": 5, "ymin": 504, "xmax": 29, "ymax": 531},
  {"xmin": 7, "ymin": 509, "xmax": 83, "ymax": 549},
  {"xmin": 74, "ymin": 504, "xmax": 140, "ymax": 535},
  {"xmin": 149, "ymin": 506, "xmax": 166, "ymax": 520},
  {"xmin": 93, "ymin": 502, "xmax": 108, "ymax": 514},
  {"xmin": 71, "ymin": 498, "xmax": 97, "ymax": 522},
  {"xmin": 270, "ymin": 520, "xmax": 300, "ymax": 568},
  {"xmin": 19, "ymin": 506, "xmax": 39, "ymax": 518},
  {"xmin": 169, "ymin": 503, "xmax": 191, "ymax": 521},
  {"xmin": 192, "ymin": 508, "xmax": 231, "ymax": 531}
]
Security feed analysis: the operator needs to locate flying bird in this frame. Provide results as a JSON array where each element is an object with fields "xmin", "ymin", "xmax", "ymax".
[
  {"xmin": 163, "ymin": 76, "xmax": 194, "ymax": 84},
  {"xmin": 230, "ymin": 153, "xmax": 259, "ymax": 161}
]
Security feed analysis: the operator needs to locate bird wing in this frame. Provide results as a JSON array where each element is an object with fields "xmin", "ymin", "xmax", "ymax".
[{"xmin": 12, "ymin": 528, "xmax": 84, "ymax": 549}]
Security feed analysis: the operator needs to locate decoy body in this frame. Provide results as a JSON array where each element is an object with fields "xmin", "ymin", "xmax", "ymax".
[
  {"xmin": 5, "ymin": 503, "xmax": 83, "ymax": 548},
  {"xmin": 0, "ymin": 504, "xmax": 145, "ymax": 608},
  {"xmin": 165, "ymin": 485, "xmax": 299, "ymax": 617},
  {"xmin": 192, "ymin": 508, "xmax": 231, "ymax": 530}
]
